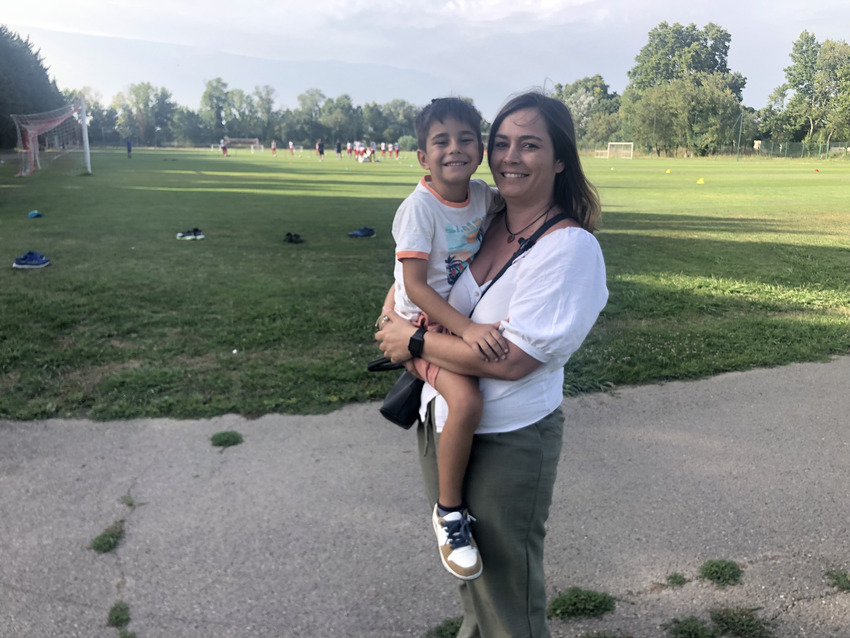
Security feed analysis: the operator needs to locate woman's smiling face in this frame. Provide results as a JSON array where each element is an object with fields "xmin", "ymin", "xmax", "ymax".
[{"xmin": 489, "ymin": 107, "xmax": 564, "ymax": 205}]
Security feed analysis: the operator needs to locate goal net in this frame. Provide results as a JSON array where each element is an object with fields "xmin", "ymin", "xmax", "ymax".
[
  {"xmin": 225, "ymin": 137, "xmax": 263, "ymax": 153},
  {"xmin": 606, "ymin": 142, "xmax": 633, "ymax": 159},
  {"xmin": 11, "ymin": 98, "xmax": 92, "ymax": 176}
]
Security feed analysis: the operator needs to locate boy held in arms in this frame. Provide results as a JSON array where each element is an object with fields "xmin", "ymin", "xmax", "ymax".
[{"xmin": 384, "ymin": 98, "xmax": 508, "ymax": 580}]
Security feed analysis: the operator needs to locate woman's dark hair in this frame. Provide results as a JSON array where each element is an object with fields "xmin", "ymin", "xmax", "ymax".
[
  {"xmin": 415, "ymin": 97, "xmax": 483, "ymax": 151},
  {"xmin": 487, "ymin": 91, "xmax": 601, "ymax": 232}
]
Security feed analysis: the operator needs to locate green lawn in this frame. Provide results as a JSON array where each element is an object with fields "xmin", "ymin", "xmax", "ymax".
[{"xmin": 1, "ymin": 148, "xmax": 848, "ymax": 420}]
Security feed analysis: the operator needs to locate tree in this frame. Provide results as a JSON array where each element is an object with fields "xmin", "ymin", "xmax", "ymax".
[
  {"xmin": 627, "ymin": 22, "xmax": 745, "ymax": 98},
  {"xmin": 379, "ymin": 98, "xmax": 417, "ymax": 142},
  {"xmin": 172, "ymin": 107, "xmax": 207, "ymax": 145},
  {"xmin": 200, "ymin": 77, "xmax": 230, "ymax": 141},
  {"xmin": 777, "ymin": 32, "xmax": 850, "ymax": 144},
  {"xmin": 361, "ymin": 102, "xmax": 386, "ymax": 141},
  {"xmin": 227, "ymin": 89, "xmax": 260, "ymax": 138},
  {"xmin": 254, "ymin": 85, "xmax": 279, "ymax": 143},
  {"xmin": 63, "ymin": 87, "xmax": 118, "ymax": 145},
  {"xmin": 0, "ymin": 25, "xmax": 65, "ymax": 148},
  {"xmin": 320, "ymin": 94, "xmax": 361, "ymax": 142},
  {"xmin": 622, "ymin": 22, "xmax": 747, "ymax": 155},
  {"xmin": 152, "ymin": 87, "xmax": 176, "ymax": 145},
  {"xmin": 553, "ymin": 75, "xmax": 622, "ymax": 145},
  {"xmin": 783, "ymin": 30, "xmax": 822, "ymax": 140},
  {"xmin": 112, "ymin": 82, "xmax": 174, "ymax": 146}
]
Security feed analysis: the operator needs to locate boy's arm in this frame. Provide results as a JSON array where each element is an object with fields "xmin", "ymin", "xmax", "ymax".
[{"xmin": 402, "ymin": 258, "xmax": 509, "ymax": 361}]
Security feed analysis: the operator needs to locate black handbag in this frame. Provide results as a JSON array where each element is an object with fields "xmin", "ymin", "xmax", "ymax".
[
  {"xmin": 367, "ymin": 356, "xmax": 422, "ymax": 428},
  {"xmin": 369, "ymin": 212, "xmax": 569, "ymax": 429}
]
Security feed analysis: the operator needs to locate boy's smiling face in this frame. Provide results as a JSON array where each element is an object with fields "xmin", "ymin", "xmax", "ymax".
[{"xmin": 417, "ymin": 116, "xmax": 484, "ymax": 202}]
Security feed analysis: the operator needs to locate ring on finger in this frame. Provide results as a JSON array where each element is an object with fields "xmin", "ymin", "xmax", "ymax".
[{"xmin": 375, "ymin": 315, "xmax": 390, "ymax": 330}]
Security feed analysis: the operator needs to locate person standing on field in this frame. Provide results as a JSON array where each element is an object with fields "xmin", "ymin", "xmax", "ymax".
[{"xmin": 376, "ymin": 91, "xmax": 607, "ymax": 637}]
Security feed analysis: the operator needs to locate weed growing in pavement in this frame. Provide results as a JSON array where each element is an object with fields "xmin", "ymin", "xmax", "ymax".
[
  {"xmin": 663, "ymin": 616, "xmax": 717, "ymax": 638},
  {"xmin": 699, "ymin": 560, "xmax": 743, "ymax": 587},
  {"xmin": 547, "ymin": 587, "xmax": 615, "ymax": 619},
  {"xmin": 107, "ymin": 601, "xmax": 130, "ymax": 628},
  {"xmin": 825, "ymin": 569, "xmax": 850, "ymax": 590},
  {"xmin": 119, "ymin": 491, "xmax": 135, "ymax": 509},
  {"xmin": 667, "ymin": 572, "xmax": 690, "ymax": 587},
  {"xmin": 211, "ymin": 430, "xmax": 243, "ymax": 449},
  {"xmin": 420, "ymin": 616, "xmax": 462, "ymax": 638},
  {"xmin": 118, "ymin": 631, "xmax": 137, "ymax": 638},
  {"xmin": 89, "ymin": 520, "xmax": 125, "ymax": 553},
  {"xmin": 709, "ymin": 607, "xmax": 774, "ymax": 637}
]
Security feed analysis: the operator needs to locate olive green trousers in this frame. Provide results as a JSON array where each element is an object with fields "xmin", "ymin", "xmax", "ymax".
[{"xmin": 418, "ymin": 403, "xmax": 565, "ymax": 638}]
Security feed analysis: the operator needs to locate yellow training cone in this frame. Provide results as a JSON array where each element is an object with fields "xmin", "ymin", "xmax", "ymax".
[
  {"xmin": 696, "ymin": 178, "xmax": 705, "ymax": 184},
  {"xmin": 666, "ymin": 169, "xmax": 671, "ymax": 173}
]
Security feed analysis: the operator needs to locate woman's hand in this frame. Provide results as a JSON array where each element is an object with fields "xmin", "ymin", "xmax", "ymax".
[{"xmin": 375, "ymin": 309, "xmax": 417, "ymax": 364}]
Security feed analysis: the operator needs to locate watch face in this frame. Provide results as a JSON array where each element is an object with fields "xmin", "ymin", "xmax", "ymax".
[{"xmin": 409, "ymin": 328, "xmax": 425, "ymax": 357}]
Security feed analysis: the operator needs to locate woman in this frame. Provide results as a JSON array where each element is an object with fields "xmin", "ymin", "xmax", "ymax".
[{"xmin": 376, "ymin": 91, "xmax": 608, "ymax": 637}]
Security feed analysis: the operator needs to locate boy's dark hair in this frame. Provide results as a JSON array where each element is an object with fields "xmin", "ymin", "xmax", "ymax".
[{"xmin": 414, "ymin": 98, "xmax": 483, "ymax": 151}]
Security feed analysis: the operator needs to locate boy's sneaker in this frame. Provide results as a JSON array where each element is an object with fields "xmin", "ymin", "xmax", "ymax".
[
  {"xmin": 12, "ymin": 251, "xmax": 50, "ymax": 269},
  {"xmin": 432, "ymin": 504, "xmax": 483, "ymax": 580},
  {"xmin": 176, "ymin": 228, "xmax": 204, "ymax": 240}
]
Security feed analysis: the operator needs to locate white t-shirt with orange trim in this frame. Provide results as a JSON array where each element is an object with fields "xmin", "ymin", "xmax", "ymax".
[{"xmin": 392, "ymin": 176, "xmax": 498, "ymax": 321}]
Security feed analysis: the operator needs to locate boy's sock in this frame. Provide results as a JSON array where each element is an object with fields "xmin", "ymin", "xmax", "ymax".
[{"xmin": 436, "ymin": 501, "xmax": 465, "ymax": 517}]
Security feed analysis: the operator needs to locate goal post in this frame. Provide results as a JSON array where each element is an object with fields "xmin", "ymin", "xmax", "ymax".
[
  {"xmin": 11, "ymin": 97, "xmax": 92, "ymax": 176},
  {"xmin": 606, "ymin": 142, "xmax": 633, "ymax": 159},
  {"xmin": 223, "ymin": 136, "xmax": 263, "ymax": 153}
]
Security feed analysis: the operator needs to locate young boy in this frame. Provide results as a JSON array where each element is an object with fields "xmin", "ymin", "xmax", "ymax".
[{"xmin": 387, "ymin": 98, "xmax": 508, "ymax": 580}]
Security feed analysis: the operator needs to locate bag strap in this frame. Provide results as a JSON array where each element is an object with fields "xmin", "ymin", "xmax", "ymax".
[{"xmin": 470, "ymin": 212, "xmax": 569, "ymax": 314}]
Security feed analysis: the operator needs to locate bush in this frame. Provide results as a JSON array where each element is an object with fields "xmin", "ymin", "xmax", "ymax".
[
  {"xmin": 699, "ymin": 560, "xmax": 743, "ymax": 587},
  {"xmin": 89, "ymin": 520, "xmax": 125, "ymax": 554},
  {"xmin": 664, "ymin": 616, "xmax": 716, "ymax": 638},
  {"xmin": 107, "ymin": 601, "xmax": 130, "ymax": 628},
  {"xmin": 709, "ymin": 607, "xmax": 773, "ymax": 637},
  {"xmin": 211, "ymin": 430, "xmax": 243, "ymax": 448},
  {"xmin": 421, "ymin": 616, "xmax": 462, "ymax": 638},
  {"xmin": 547, "ymin": 587, "xmax": 615, "ymax": 619},
  {"xmin": 667, "ymin": 572, "xmax": 690, "ymax": 587},
  {"xmin": 826, "ymin": 570, "xmax": 850, "ymax": 590}
]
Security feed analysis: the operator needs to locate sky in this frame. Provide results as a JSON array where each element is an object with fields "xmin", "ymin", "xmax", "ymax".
[{"xmin": 5, "ymin": 0, "xmax": 850, "ymax": 120}]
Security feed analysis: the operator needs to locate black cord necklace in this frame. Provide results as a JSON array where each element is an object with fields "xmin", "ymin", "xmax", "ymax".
[{"xmin": 504, "ymin": 203, "xmax": 555, "ymax": 243}]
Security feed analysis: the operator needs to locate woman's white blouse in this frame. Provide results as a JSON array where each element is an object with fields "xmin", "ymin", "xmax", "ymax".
[{"xmin": 420, "ymin": 227, "xmax": 608, "ymax": 434}]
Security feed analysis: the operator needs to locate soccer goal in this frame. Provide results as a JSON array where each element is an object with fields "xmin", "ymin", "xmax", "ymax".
[
  {"xmin": 606, "ymin": 142, "xmax": 634, "ymax": 159},
  {"xmin": 11, "ymin": 98, "xmax": 92, "ymax": 176},
  {"xmin": 224, "ymin": 137, "xmax": 263, "ymax": 153}
]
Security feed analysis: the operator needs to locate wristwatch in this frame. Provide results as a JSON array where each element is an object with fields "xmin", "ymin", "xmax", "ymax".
[{"xmin": 408, "ymin": 326, "xmax": 427, "ymax": 358}]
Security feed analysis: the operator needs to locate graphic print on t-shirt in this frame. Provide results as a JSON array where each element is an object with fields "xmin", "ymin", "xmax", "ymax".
[{"xmin": 444, "ymin": 217, "xmax": 483, "ymax": 285}]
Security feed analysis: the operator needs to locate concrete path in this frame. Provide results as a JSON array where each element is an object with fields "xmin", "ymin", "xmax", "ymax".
[{"xmin": 2, "ymin": 356, "xmax": 849, "ymax": 637}]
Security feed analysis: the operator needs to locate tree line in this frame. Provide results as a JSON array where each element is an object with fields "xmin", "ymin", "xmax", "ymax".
[{"xmin": 3, "ymin": 22, "xmax": 849, "ymax": 156}]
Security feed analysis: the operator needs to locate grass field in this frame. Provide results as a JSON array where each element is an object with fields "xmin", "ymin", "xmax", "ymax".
[{"xmin": 1, "ymin": 148, "xmax": 848, "ymax": 420}]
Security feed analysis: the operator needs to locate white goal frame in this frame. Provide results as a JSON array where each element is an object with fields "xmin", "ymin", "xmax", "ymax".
[
  {"xmin": 225, "ymin": 136, "xmax": 263, "ymax": 153},
  {"xmin": 605, "ymin": 142, "xmax": 633, "ymax": 159},
  {"xmin": 11, "ymin": 98, "xmax": 92, "ymax": 176}
]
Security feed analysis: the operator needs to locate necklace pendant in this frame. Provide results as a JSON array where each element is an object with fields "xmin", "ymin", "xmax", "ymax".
[{"xmin": 507, "ymin": 234, "xmax": 516, "ymax": 243}]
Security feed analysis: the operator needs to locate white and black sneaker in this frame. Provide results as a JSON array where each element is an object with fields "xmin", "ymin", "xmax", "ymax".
[
  {"xmin": 176, "ymin": 228, "xmax": 205, "ymax": 240},
  {"xmin": 432, "ymin": 504, "xmax": 483, "ymax": 580}
]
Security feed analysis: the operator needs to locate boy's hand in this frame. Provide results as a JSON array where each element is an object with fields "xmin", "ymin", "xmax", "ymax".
[{"xmin": 462, "ymin": 322, "xmax": 509, "ymax": 362}]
